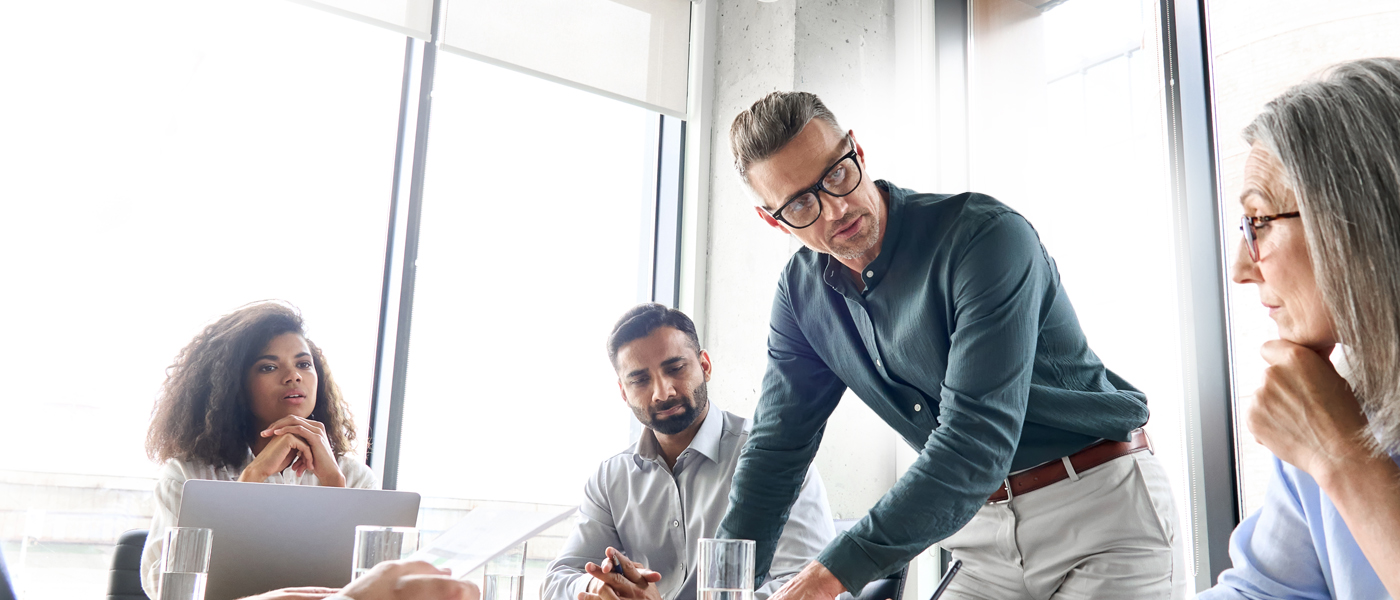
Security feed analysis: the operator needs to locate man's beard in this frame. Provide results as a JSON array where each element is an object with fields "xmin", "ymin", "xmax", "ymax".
[
  {"xmin": 828, "ymin": 209, "xmax": 881, "ymax": 260},
  {"xmin": 637, "ymin": 381, "xmax": 710, "ymax": 435}
]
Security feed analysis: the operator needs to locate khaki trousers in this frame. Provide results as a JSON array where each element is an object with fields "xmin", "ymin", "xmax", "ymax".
[{"xmin": 939, "ymin": 452, "xmax": 1184, "ymax": 600}]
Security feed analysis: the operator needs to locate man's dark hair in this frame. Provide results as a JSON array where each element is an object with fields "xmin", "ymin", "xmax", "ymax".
[{"xmin": 607, "ymin": 303, "xmax": 702, "ymax": 369}]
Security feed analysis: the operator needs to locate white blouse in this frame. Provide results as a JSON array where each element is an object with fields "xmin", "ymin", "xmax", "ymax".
[{"xmin": 139, "ymin": 450, "xmax": 379, "ymax": 598}]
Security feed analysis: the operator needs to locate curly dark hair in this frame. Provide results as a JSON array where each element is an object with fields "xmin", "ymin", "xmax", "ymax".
[{"xmin": 145, "ymin": 301, "xmax": 357, "ymax": 467}]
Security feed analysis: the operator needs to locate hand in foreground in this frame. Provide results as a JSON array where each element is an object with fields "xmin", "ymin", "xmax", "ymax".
[
  {"xmin": 579, "ymin": 547, "xmax": 662, "ymax": 600},
  {"xmin": 341, "ymin": 560, "xmax": 479, "ymax": 600},
  {"xmin": 261, "ymin": 414, "xmax": 347, "ymax": 486},
  {"xmin": 239, "ymin": 431, "xmax": 316, "ymax": 482},
  {"xmin": 240, "ymin": 586, "xmax": 338, "ymax": 600},
  {"xmin": 1248, "ymin": 340, "xmax": 1371, "ymax": 482},
  {"xmin": 767, "ymin": 561, "xmax": 846, "ymax": 600}
]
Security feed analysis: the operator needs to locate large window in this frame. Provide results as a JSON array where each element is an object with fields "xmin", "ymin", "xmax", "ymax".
[
  {"xmin": 1206, "ymin": 0, "xmax": 1400, "ymax": 517},
  {"xmin": 392, "ymin": 51, "xmax": 659, "ymax": 599},
  {"xmin": 0, "ymin": 1, "xmax": 407, "ymax": 597},
  {"xmin": 2, "ymin": 0, "xmax": 683, "ymax": 596},
  {"xmin": 967, "ymin": 0, "xmax": 1194, "ymax": 592}
]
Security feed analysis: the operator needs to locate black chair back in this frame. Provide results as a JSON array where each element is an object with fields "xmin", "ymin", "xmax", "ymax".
[
  {"xmin": 0, "ymin": 541, "xmax": 18, "ymax": 600},
  {"xmin": 833, "ymin": 519, "xmax": 908, "ymax": 600},
  {"xmin": 109, "ymin": 529, "xmax": 151, "ymax": 600},
  {"xmin": 849, "ymin": 564, "xmax": 907, "ymax": 600}
]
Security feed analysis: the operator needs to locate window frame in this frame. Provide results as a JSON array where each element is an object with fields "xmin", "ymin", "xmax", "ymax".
[
  {"xmin": 1158, "ymin": 0, "xmax": 1242, "ymax": 588},
  {"xmin": 362, "ymin": 0, "xmax": 697, "ymax": 489}
]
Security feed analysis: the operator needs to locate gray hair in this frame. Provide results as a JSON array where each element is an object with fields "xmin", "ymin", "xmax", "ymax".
[
  {"xmin": 730, "ymin": 91, "xmax": 842, "ymax": 186},
  {"xmin": 1244, "ymin": 57, "xmax": 1400, "ymax": 454}
]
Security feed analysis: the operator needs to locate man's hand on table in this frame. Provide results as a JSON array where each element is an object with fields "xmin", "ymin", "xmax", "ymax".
[
  {"xmin": 340, "ymin": 560, "xmax": 480, "ymax": 600},
  {"xmin": 579, "ymin": 547, "xmax": 663, "ymax": 600},
  {"xmin": 769, "ymin": 562, "xmax": 847, "ymax": 600}
]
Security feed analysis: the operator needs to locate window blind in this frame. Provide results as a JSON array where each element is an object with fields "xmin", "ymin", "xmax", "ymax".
[{"xmin": 441, "ymin": 0, "xmax": 692, "ymax": 117}]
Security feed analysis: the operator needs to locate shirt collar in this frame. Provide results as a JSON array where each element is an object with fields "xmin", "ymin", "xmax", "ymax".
[
  {"xmin": 632, "ymin": 403, "xmax": 724, "ymax": 468},
  {"xmin": 822, "ymin": 179, "xmax": 905, "ymax": 295}
]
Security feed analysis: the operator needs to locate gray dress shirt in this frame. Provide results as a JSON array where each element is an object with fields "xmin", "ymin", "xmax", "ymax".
[{"xmin": 543, "ymin": 407, "xmax": 835, "ymax": 600}]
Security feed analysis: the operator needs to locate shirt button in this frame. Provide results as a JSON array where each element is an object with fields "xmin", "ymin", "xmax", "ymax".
[
  {"xmin": 865, "ymin": 270, "xmax": 874, "ymax": 277},
  {"xmin": 914, "ymin": 403, "xmax": 922, "ymax": 412},
  {"xmin": 671, "ymin": 520, "xmax": 680, "ymax": 527},
  {"xmin": 875, "ymin": 359, "xmax": 882, "ymax": 367}
]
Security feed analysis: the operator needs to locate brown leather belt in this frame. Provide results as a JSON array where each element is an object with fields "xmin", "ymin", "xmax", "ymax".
[{"xmin": 987, "ymin": 428, "xmax": 1151, "ymax": 504}]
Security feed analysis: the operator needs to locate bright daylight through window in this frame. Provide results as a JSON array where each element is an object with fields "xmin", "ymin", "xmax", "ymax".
[
  {"xmin": 392, "ymin": 50, "xmax": 657, "ymax": 600},
  {"xmin": 0, "ymin": 0, "xmax": 664, "ymax": 597},
  {"xmin": 0, "ymin": 1, "xmax": 403, "ymax": 596}
]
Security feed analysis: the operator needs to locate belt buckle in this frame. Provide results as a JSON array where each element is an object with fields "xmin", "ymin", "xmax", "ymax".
[{"xmin": 989, "ymin": 478, "xmax": 1013, "ymax": 505}]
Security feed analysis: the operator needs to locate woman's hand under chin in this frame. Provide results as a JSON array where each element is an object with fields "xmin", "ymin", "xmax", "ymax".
[
  {"xmin": 1248, "ymin": 339, "xmax": 1373, "ymax": 485},
  {"xmin": 239, "ymin": 431, "xmax": 315, "ymax": 482},
  {"xmin": 259, "ymin": 415, "xmax": 347, "ymax": 487}
]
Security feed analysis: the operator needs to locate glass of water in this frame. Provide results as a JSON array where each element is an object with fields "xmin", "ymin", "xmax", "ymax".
[
  {"xmin": 352, "ymin": 526, "xmax": 420, "ymax": 579},
  {"xmin": 160, "ymin": 527, "xmax": 213, "ymax": 600},
  {"xmin": 483, "ymin": 543, "xmax": 527, "ymax": 600},
  {"xmin": 697, "ymin": 539, "xmax": 755, "ymax": 600}
]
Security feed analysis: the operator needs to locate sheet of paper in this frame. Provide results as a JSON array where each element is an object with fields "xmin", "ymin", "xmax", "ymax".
[{"xmin": 409, "ymin": 504, "xmax": 578, "ymax": 579}]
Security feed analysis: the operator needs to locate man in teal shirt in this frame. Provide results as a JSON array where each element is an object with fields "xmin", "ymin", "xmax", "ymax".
[{"xmin": 716, "ymin": 92, "xmax": 1181, "ymax": 599}]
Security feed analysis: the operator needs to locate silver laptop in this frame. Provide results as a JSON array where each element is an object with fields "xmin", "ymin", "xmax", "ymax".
[{"xmin": 176, "ymin": 480, "xmax": 420, "ymax": 600}]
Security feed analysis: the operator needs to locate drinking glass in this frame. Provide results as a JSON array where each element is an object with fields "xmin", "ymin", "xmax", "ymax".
[
  {"xmin": 352, "ymin": 526, "xmax": 420, "ymax": 579},
  {"xmin": 159, "ymin": 527, "xmax": 213, "ymax": 600},
  {"xmin": 697, "ymin": 539, "xmax": 755, "ymax": 600},
  {"xmin": 483, "ymin": 543, "xmax": 527, "ymax": 600}
]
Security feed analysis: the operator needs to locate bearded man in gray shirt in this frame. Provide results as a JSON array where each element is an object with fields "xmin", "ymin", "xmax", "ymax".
[{"xmin": 542, "ymin": 304, "xmax": 836, "ymax": 600}]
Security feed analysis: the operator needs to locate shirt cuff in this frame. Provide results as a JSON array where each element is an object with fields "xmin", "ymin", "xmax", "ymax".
[
  {"xmin": 815, "ymin": 531, "xmax": 884, "ymax": 594},
  {"xmin": 572, "ymin": 573, "xmax": 596, "ymax": 597}
]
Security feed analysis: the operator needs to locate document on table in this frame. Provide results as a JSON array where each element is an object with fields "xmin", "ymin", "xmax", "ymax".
[{"xmin": 409, "ymin": 504, "xmax": 578, "ymax": 579}]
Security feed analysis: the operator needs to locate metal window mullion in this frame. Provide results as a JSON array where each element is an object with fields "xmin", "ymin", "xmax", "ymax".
[
  {"xmin": 678, "ymin": 0, "xmax": 717, "ymax": 342},
  {"xmin": 368, "ymin": 0, "xmax": 444, "ymax": 491},
  {"xmin": 1158, "ymin": 0, "xmax": 1239, "ymax": 588},
  {"xmin": 930, "ymin": 0, "xmax": 970, "ymax": 581},
  {"xmin": 653, "ymin": 115, "xmax": 686, "ymax": 308},
  {"xmin": 934, "ymin": 0, "xmax": 970, "ymax": 193},
  {"xmin": 366, "ymin": 37, "xmax": 421, "ymax": 476}
]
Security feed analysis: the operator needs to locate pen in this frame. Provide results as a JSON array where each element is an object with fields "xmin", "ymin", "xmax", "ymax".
[{"xmin": 928, "ymin": 559, "xmax": 962, "ymax": 600}]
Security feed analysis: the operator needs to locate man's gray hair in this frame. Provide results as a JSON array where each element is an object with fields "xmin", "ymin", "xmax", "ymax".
[
  {"xmin": 730, "ymin": 91, "xmax": 842, "ymax": 187},
  {"xmin": 1244, "ymin": 57, "xmax": 1400, "ymax": 453}
]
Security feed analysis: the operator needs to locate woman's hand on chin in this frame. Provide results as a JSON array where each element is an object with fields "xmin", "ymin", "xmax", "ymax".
[
  {"xmin": 261, "ymin": 415, "xmax": 346, "ymax": 487},
  {"xmin": 239, "ymin": 432, "xmax": 316, "ymax": 482},
  {"xmin": 1249, "ymin": 339, "xmax": 1372, "ymax": 484}
]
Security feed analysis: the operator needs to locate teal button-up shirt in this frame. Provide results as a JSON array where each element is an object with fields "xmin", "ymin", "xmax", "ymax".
[{"xmin": 717, "ymin": 181, "xmax": 1150, "ymax": 593}]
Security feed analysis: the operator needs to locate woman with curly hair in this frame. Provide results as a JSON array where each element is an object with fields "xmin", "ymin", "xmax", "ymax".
[{"xmin": 139, "ymin": 301, "xmax": 377, "ymax": 598}]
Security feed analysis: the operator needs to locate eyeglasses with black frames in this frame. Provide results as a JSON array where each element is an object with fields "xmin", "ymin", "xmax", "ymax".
[
  {"xmin": 766, "ymin": 135, "xmax": 863, "ymax": 229},
  {"xmin": 1239, "ymin": 211, "xmax": 1301, "ymax": 262}
]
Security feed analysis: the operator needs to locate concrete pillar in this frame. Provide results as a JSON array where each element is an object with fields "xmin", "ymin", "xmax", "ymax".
[{"xmin": 701, "ymin": 0, "xmax": 902, "ymax": 521}]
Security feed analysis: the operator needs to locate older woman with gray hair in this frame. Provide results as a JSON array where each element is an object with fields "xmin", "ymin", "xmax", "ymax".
[{"xmin": 1200, "ymin": 57, "xmax": 1400, "ymax": 599}]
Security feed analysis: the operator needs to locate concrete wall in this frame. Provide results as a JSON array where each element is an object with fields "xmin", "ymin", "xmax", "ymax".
[{"xmin": 700, "ymin": 0, "xmax": 907, "ymax": 522}]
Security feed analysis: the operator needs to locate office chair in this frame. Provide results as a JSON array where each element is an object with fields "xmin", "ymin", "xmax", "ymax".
[
  {"xmin": 833, "ymin": 520, "xmax": 908, "ymax": 600},
  {"xmin": 109, "ymin": 529, "xmax": 151, "ymax": 600},
  {"xmin": 0, "ymin": 541, "xmax": 17, "ymax": 600}
]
